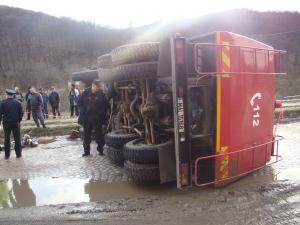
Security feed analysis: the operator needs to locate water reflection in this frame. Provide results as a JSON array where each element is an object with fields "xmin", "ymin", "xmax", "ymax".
[
  {"xmin": 0, "ymin": 165, "xmax": 298, "ymax": 209},
  {"xmin": 0, "ymin": 178, "xmax": 175, "ymax": 209},
  {"xmin": 0, "ymin": 180, "xmax": 9, "ymax": 208},
  {"xmin": 84, "ymin": 180, "xmax": 176, "ymax": 202},
  {"xmin": 11, "ymin": 180, "xmax": 36, "ymax": 207},
  {"xmin": 0, "ymin": 180, "xmax": 36, "ymax": 208}
]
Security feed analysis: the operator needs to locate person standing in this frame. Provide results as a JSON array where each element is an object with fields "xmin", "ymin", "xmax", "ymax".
[
  {"xmin": 0, "ymin": 89, "xmax": 23, "ymax": 159},
  {"xmin": 48, "ymin": 87, "xmax": 60, "ymax": 119},
  {"xmin": 14, "ymin": 87, "xmax": 24, "ymax": 103},
  {"xmin": 78, "ymin": 80, "xmax": 109, "ymax": 157},
  {"xmin": 25, "ymin": 87, "xmax": 32, "ymax": 120},
  {"xmin": 29, "ymin": 87, "xmax": 46, "ymax": 128},
  {"xmin": 68, "ymin": 84, "xmax": 79, "ymax": 117},
  {"xmin": 39, "ymin": 88, "xmax": 49, "ymax": 119}
]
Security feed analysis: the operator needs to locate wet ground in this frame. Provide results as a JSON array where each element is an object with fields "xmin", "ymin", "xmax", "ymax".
[
  {"xmin": 0, "ymin": 136, "xmax": 127, "ymax": 181},
  {"xmin": 0, "ymin": 122, "xmax": 299, "ymax": 224}
]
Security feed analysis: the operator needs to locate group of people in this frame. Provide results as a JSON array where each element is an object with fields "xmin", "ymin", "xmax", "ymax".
[
  {"xmin": 0, "ymin": 86, "xmax": 61, "ymax": 159},
  {"xmin": 0, "ymin": 80, "xmax": 110, "ymax": 159},
  {"xmin": 21, "ymin": 86, "xmax": 61, "ymax": 123}
]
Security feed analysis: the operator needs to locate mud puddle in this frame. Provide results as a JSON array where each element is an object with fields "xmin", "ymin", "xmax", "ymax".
[
  {"xmin": 0, "ymin": 178, "xmax": 177, "ymax": 209},
  {"xmin": 0, "ymin": 165, "xmax": 298, "ymax": 209}
]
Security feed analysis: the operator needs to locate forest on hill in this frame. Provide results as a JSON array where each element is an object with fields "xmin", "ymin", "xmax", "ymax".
[{"xmin": 0, "ymin": 6, "xmax": 299, "ymax": 96}]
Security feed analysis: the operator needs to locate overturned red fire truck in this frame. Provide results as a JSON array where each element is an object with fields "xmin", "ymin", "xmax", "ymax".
[{"xmin": 72, "ymin": 31, "xmax": 286, "ymax": 189}]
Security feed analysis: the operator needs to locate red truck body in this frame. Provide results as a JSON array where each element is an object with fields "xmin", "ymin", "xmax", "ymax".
[{"xmin": 166, "ymin": 31, "xmax": 286, "ymax": 188}]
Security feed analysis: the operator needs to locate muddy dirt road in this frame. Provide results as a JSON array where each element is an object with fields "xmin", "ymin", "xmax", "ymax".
[{"xmin": 0, "ymin": 122, "xmax": 299, "ymax": 225}]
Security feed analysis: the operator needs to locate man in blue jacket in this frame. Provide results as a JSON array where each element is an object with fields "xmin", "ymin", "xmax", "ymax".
[{"xmin": 0, "ymin": 89, "xmax": 23, "ymax": 159}]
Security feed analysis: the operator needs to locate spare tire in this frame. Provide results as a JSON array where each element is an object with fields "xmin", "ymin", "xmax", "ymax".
[
  {"xmin": 104, "ymin": 61, "xmax": 157, "ymax": 82},
  {"xmin": 105, "ymin": 145, "xmax": 124, "ymax": 164},
  {"xmin": 97, "ymin": 54, "xmax": 113, "ymax": 69},
  {"xmin": 111, "ymin": 42, "xmax": 159, "ymax": 66},
  {"xmin": 124, "ymin": 161, "xmax": 160, "ymax": 182},
  {"xmin": 105, "ymin": 129, "xmax": 140, "ymax": 149},
  {"xmin": 71, "ymin": 70, "xmax": 99, "ymax": 85},
  {"xmin": 124, "ymin": 139, "xmax": 173, "ymax": 164}
]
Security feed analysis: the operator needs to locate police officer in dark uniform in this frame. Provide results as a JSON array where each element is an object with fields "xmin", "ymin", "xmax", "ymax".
[
  {"xmin": 0, "ymin": 89, "xmax": 23, "ymax": 159},
  {"xmin": 78, "ymin": 80, "xmax": 109, "ymax": 157}
]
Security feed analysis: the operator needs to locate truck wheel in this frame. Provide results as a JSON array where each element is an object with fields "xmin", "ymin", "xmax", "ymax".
[
  {"xmin": 108, "ymin": 61, "xmax": 158, "ymax": 82},
  {"xmin": 71, "ymin": 70, "xmax": 99, "ymax": 85},
  {"xmin": 105, "ymin": 129, "xmax": 140, "ymax": 149},
  {"xmin": 111, "ymin": 42, "xmax": 159, "ymax": 66},
  {"xmin": 106, "ymin": 145, "xmax": 124, "ymax": 164},
  {"xmin": 97, "ymin": 54, "xmax": 113, "ymax": 69},
  {"xmin": 123, "ymin": 139, "xmax": 173, "ymax": 164},
  {"xmin": 124, "ymin": 160, "xmax": 159, "ymax": 182}
]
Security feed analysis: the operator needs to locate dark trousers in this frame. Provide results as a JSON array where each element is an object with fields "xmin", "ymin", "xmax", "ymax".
[
  {"xmin": 26, "ymin": 104, "xmax": 31, "ymax": 120},
  {"xmin": 70, "ymin": 105, "xmax": 79, "ymax": 117},
  {"xmin": 83, "ymin": 121, "xmax": 104, "ymax": 154},
  {"xmin": 27, "ymin": 111, "xmax": 31, "ymax": 120},
  {"xmin": 3, "ymin": 122, "xmax": 22, "ymax": 158},
  {"xmin": 51, "ymin": 105, "xmax": 60, "ymax": 118},
  {"xmin": 42, "ymin": 104, "xmax": 48, "ymax": 119},
  {"xmin": 32, "ymin": 109, "xmax": 45, "ymax": 127}
]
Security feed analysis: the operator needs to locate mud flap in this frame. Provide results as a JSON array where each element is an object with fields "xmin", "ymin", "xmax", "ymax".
[{"xmin": 158, "ymin": 142, "xmax": 176, "ymax": 183}]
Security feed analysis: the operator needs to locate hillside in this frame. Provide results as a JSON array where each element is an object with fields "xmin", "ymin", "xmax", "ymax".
[
  {"xmin": 0, "ymin": 6, "xmax": 132, "ymax": 88},
  {"xmin": 0, "ymin": 6, "xmax": 300, "ymax": 96}
]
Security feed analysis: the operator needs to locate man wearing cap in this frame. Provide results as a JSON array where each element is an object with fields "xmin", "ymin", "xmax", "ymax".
[
  {"xmin": 0, "ymin": 89, "xmax": 23, "ymax": 159},
  {"xmin": 78, "ymin": 80, "xmax": 109, "ymax": 157}
]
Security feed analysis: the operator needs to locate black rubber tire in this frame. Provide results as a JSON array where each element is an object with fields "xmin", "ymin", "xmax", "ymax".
[
  {"xmin": 105, "ymin": 145, "xmax": 124, "ymax": 164},
  {"xmin": 123, "ymin": 139, "xmax": 173, "ymax": 164},
  {"xmin": 105, "ymin": 129, "xmax": 140, "ymax": 149},
  {"xmin": 98, "ymin": 68, "xmax": 113, "ymax": 82},
  {"xmin": 97, "ymin": 54, "xmax": 113, "ymax": 69},
  {"xmin": 124, "ymin": 160, "xmax": 160, "ymax": 182},
  {"xmin": 111, "ymin": 42, "xmax": 159, "ymax": 66},
  {"xmin": 105, "ymin": 61, "xmax": 157, "ymax": 82},
  {"xmin": 71, "ymin": 70, "xmax": 99, "ymax": 84}
]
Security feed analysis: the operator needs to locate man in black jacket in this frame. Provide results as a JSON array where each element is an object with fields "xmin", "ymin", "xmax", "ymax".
[
  {"xmin": 79, "ymin": 80, "xmax": 109, "ymax": 157},
  {"xmin": 48, "ymin": 87, "xmax": 61, "ymax": 118},
  {"xmin": 0, "ymin": 89, "xmax": 23, "ymax": 159}
]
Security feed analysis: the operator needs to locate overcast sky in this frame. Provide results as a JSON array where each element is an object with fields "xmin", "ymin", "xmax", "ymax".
[{"xmin": 0, "ymin": 0, "xmax": 299, "ymax": 28}]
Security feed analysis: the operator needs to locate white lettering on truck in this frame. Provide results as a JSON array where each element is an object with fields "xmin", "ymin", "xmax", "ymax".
[{"xmin": 250, "ymin": 93, "xmax": 262, "ymax": 127}]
